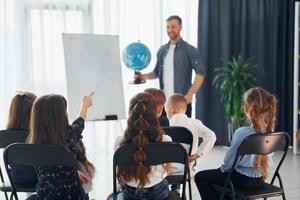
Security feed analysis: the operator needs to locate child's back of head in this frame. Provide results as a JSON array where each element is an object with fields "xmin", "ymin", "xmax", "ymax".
[
  {"xmin": 166, "ymin": 94, "xmax": 187, "ymax": 119},
  {"xmin": 144, "ymin": 88, "xmax": 166, "ymax": 117},
  {"xmin": 144, "ymin": 88, "xmax": 166, "ymax": 107},
  {"xmin": 29, "ymin": 94, "xmax": 69, "ymax": 145},
  {"xmin": 118, "ymin": 92, "xmax": 165, "ymax": 188},
  {"xmin": 7, "ymin": 92, "xmax": 36, "ymax": 130}
]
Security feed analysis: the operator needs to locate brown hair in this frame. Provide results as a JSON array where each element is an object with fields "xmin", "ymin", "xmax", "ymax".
[
  {"xmin": 167, "ymin": 93, "xmax": 187, "ymax": 113},
  {"xmin": 243, "ymin": 87, "xmax": 277, "ymax": 180},
  {"xmin": 78, "ymin": 140, "xmax": 95, "ymax": 177},
  {"xmin": 117, "ymin": 92, "xmax": 164, "ymax": 188},
  {"xmin": 7, "ymin": 92, "xmax": 36, "ymax": 130},
  {"xmin": 166, "ymin": 15, "xmax": 182, "ymax": 25},
  {"xmin": 144, "ymin": 88, "xmax": 166, "ymax": 106},
  {"xmin": 28, "ymin": 94, "xmax": 69, "ymax": 145}
]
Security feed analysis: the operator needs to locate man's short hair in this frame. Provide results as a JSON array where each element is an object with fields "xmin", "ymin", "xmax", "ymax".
[
  {"xmin": 166, "ymin": 15, "xmax": 182, "ymax": 25},
  {"xmin": 144, "ymin": 88, "xmax": 166, "ymax": 106},
  {"xmin": 167, "ymin": 93, "xmax": 187, "ymax": 112}
]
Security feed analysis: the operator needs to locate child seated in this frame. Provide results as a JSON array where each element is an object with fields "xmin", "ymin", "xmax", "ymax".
[
  {"xmin": 115, "ymin": 92, "xmax": 172, "ymax": 200},
  {"xmin": 195, "ymin": 87, "xmax": 276, "ymax": 200},
  {"xmin": 28, "ymin": 92, "xmax": 94, "ymax": 200},
  {"xmin": 144, "ymin": 88, "xmax": 169, "ymax": 127},
  {"xmin": 6, "ymin": 92, "xmax": 38, "ymax": 186},
  {"xmin": 166, "ymin": 93, "xmax": 216, "ymax": 174}
]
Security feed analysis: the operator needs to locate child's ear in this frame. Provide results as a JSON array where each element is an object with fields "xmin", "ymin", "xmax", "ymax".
[{"xmin": 169, "ymin": 105, "xmax": 175, "ymax": 114}]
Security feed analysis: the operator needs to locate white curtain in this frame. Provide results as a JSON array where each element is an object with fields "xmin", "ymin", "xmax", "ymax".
[
  {"xmin": 0, "ymin": 0, "xmax": 198, "ymax": 198},
  {"xmin": 0, "ymin": 0, "xmax": 91, "ymax": 128}
]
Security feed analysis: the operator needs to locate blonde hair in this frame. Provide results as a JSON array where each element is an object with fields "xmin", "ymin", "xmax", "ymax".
[
  {"xmin": 167, "ymin": 93, "xmax": 187, "ymax": 113},
  {"xmin": 243, "ymin": 87, "xmax": 277, "ymax": 180}
]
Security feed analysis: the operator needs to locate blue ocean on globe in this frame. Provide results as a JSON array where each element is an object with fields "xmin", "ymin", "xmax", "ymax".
[{"xmin": 122, "ymin": 42, "xmax": 151, "ymax": 71}]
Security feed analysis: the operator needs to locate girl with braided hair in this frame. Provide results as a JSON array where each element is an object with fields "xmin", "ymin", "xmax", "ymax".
[
  {"xmin": 194, "ymin": 87, "xmax": 277, "ymax": 200},
  {"xmin": 116, "ymin": 92, "xmax": 172, "ymax": 200}
]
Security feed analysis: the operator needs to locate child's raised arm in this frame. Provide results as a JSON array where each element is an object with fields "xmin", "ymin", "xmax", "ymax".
[{"xmin": 79, "ymin": 92, "xmax": 95, "ymax": 120}]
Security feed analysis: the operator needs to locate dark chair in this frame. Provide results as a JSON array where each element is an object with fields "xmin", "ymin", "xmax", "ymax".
[
  {"xmin": 213, "ymin": 132, "xmax": 290, "ymax": 200},
  {"xmin": 0, "ymin": 130, "xmax": 36, "ymax": 200},
  {"xmin": 163, "ymin": 126, "xmax": 193, "ymax": 200},
  {"xmin": 111, "ymin": 142, "xmax": 190, "ymax": 200},
  {"xmin": 3, "ymin": 143, "xmax": 82, "ymax": 200}
]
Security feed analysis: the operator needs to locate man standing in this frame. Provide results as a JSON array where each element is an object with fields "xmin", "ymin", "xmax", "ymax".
[{"xmin": 136, "ymin": 15, "xmax": 206, "ymax": 117}]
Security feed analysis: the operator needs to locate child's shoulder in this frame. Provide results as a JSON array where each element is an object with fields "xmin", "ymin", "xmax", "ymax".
[
  {"xmin": 187, "ymin": 117, "xmax": 204, "ymax": 126},
  {"xmin": 162, "ymin": 134, "xmax": 172, "ymax": 142},
  {"xmin": 234, "ymin": 126, "xmax": 256, "ymax": 137}
]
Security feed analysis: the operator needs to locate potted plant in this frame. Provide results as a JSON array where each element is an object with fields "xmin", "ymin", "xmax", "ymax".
[{"xmin": 213, "ymin": 55, "xmax": 257, "ymax": 143}]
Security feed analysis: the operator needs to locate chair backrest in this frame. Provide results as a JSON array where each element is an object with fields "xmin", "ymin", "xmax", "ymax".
[
  {"xmin": 0, "ymin": 130, "xmax": 29, "ymax": 184},
  {"xmin": 113, "ymin": 142, "xmax": 189, "ymax": 198},
  {"xmin": 0, "ymin": 130, "xmax": 28, "ymax": 149},
  {"xmin": 3, "ymin": 143, "xmax": 80, "ymax": 200},
  {"xmin": 225, "ymin": 132, "xmax": 290, "ymax": 190},
  {"xmin": 162, "ymin": 127, "xmax": 193, "ymax": 155},
  {"xmin": 4, "ymin": 143, "xmax": 79, "ymax": 168},
  {"xmin": 236, "ymin": 132, "xmax": 289, "ymax": 157}
]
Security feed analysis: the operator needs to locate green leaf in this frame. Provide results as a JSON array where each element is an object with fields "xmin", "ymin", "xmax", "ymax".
[{"xmin": 213, "ymin": 55, "xmax": 257, "ymax": 126}]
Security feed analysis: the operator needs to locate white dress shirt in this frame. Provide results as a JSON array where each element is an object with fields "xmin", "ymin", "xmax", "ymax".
[{"xmin": 169, "ymin": 113, "xmax": 216, "ymax": 157}]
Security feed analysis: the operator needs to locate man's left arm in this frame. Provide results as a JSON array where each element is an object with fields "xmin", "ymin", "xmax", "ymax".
[{"xmin": 185, "ymin": 45, "xmax": 206, "ymax": 103}]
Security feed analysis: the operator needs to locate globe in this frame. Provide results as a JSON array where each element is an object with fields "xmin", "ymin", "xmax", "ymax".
[{"xmin": 122, "ymin": 42, "xmax": 151, "ymax": 71}]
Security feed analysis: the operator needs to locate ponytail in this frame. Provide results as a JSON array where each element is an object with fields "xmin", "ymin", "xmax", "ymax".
[
  {"xmin": 244, "ymin": 88, "xmax": 277, "ymax": 180},
  {"xmin": 132, "ymin": 101, "xmax": 151, "ymax": 187},
  {"xmin": 117, "ymin": 92, "xmax": 164, "ymax": 188}
]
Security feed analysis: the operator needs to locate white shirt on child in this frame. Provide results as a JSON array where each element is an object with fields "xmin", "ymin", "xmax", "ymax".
[
  {"xmin": 169, "ymin": 113, "xmax": 216, "ymax": 156},
  {"xmin": 114, "ymin": 135, "xmax": 172, "ymax": 188},
  {"xmin": 169, "ymin": 113, "xmax": 216, "ymax": 175}
]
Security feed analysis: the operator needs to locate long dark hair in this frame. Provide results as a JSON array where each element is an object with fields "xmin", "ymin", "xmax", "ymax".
[
  {"xmin": 77, "ymin": 140, "xmax": 95, "ymax": 177},
  {"xmin": 28, "ymin": 94, "xmax": 69, "ymax": 145},
  {"xmin": 7, "ymin": 92, "xmax": 36, "ymax": 130},
  {"xmin": 243, "ymin": 87, "xmax": 277, "ymax": 179},
  {"xmin": 117, "ymin": 92, "xmax": 164, "ymax": 188}
]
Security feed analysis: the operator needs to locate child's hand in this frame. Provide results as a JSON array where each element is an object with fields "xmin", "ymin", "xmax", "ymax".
[
  {"xmin": 78, "ymin": 170, "xmax": 90, "ymax": 184},
  {"xmin": 82, "ymin": 92, "xmax": 95, "ymax": 109},
  {"xmin": 164, "ymin": 163, "xmax": 172, "ymax": 173},
  {"xmin": 188, "ymin": 154, "xmax": 200, "ymax": 163}
]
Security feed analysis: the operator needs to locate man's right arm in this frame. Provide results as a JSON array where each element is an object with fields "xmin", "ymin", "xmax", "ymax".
[
  {"xmin": 139, "ymin": 71, "xmax": 157, "ymax": 80},
  {"xmin": 136, "ymin": 47, "xmax": 162, "ymax": 80}
]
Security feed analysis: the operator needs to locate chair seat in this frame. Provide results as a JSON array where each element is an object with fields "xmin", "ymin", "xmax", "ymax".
[
  {"xmin": 0, "ymin": 182, "xmax": 36, "ymax": 193},
  {"xmin": 213, "ymin": 182, "xmax": 284, "ymax": 199}
]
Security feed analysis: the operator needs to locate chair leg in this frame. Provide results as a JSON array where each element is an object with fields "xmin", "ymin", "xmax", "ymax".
[
  {"xmin": 282, "ymin": 192, "xmax": 286, "ymax": 200},
  {"xmin": 188, "ymin": 180, "xmax": 192, "ymax": 200},
  {"xmin": 3, "ymin": 192, "xmax": 8, "ymax": 200}
]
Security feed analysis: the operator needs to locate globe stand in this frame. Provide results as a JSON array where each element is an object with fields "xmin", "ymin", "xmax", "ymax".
[{"xmin": 129, "ymin": 71, "xmax": 146, "ymax": 84}]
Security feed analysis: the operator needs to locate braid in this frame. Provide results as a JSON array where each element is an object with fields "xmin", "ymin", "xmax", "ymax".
[
  {"xmin": 117, "ymin": 92, "xmax": 164, "ymax": 188},
  {"xmin": 266, "ymin": 95, "xmax": 276, "ymax": 133},
  {"xmin": 244, "ymin": 88, "xmax": 277, "ymax": 180}
]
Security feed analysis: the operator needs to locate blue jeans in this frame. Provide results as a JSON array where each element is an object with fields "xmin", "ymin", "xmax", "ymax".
[{"xmin": 122, "ymin": 179, "xmax": 170, "ymax": 200}]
